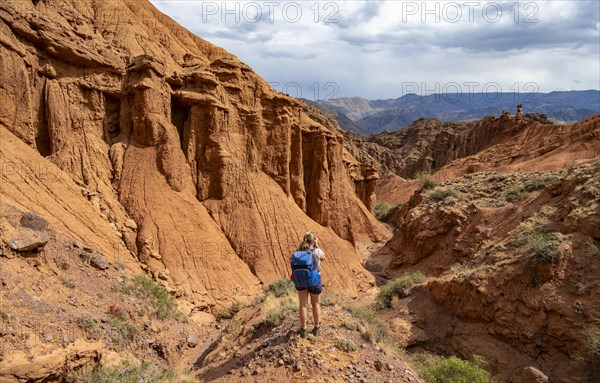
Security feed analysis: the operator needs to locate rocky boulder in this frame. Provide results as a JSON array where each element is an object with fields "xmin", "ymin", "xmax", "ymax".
[
  {"xmin": 6, "ymin": 229, "xmax": 50, "ymax": 252},
  {"xmin": 1, "ymin": 206, "xmax": 52, "ymax": 254}
]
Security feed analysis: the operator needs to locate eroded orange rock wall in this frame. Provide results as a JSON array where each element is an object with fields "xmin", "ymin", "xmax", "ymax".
[{"xmin": 0, "ymin": 0, "xmax": 389, "ymax": 308}]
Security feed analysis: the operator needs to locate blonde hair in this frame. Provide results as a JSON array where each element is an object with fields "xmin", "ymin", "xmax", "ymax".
[{"xmin": 298, "ymin": 232, "xmax": 318, "ymax": 251}]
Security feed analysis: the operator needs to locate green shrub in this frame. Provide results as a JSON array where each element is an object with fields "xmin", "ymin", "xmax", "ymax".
[
  {"xmin": 377, "ymin": 272, "xmax": 426, "ymax": 308},
  {"xmin": 335, "ymin": 336, "xmax": 357, "ymax": 352},
  {"xmin": 585, "ymin": 238, "xmax": 600, "ymax": 257},
  {"xmin": 262, "ymin": 295, "xmax": 297, "ymax": 327},
  {"xmin": 264, "ymin": 278, "xmax": 295, "ymax": 297},
  {"xmin": 417, "ymin": 172, "xmax": 436, "ymax": 190},
  {"xmin": 342, "ymin": 304, "xmax": 389, "ymax": 344},
  {"xmin": 504, "ymin": 174, "xmax": 556, "ymax": 202},
  {"xmin": 504, "ymin": 185, "xmax": 527, "ymax": 202},
  {"xmin": 62, "ymin": 277, "xmax": 76, "ymax": 289},
  {"xmin": 322, "ymin": 293, "xmax": 390, "ymax": 344},
  {"xmin": 216, "ymin": 301, "xmax": 241, "ymax": 320},
  {"xmin": 107, "ymin": 315, "xmax": 137, "ymax": 348},
  {"xmin": 258, "ymin": 278, "xmax": 299, "ymax": 327},
  {"xmin": 264, "ymin": 303, "xmax": 295, "ymax": 327},
  {"xmin": 77, "ymin": 316, "xmax": 101, "ymax": 341},
  {"xmin": 225, "ymin": 319, "xmax": 242, "ymax": 336},
  {"xmin": 486, "ymin": 173, "xmax": 507, "ymax": 182},
  {"xmin": 530, "ymin": 233, "xmax": 564, "ymax": 264},
  {"xmin": 343, "ymin": 321, "xmax": 366, "ymax": 333},
  {"xmin": 374, "ymin": 202, "xmax": 395, "ymax": 220},
  {"xmin": 131, "ymin": 276, "xmax": 176, "ymax": 320},
  {"xmin": 323, "ymin": 294, "xmax": 392, "ymax": 345},
  {"xmin": 510, "ymin": 230, "xmax": 565, "ymax": 264},
  {"xmin": 523, "ymin": 175, "xmax": 556, "ymax": 192},
  {"xmin": 67, "ymin": 360, "xmax": 174, "ymax": 383},
  {"xmin": 428, "ymin": 189, "xmax": 462, "ymax": 202},
  {"xmin": 320, "ymin": 291, "xmax": 345, "ymax": 307},
  {"xmin": 577, "ymin": 179, "xmax": 600, "ymax": 199},
  {"xmin": 421, "ymin": 355, "xmax": 490, "ymax": 383},
  {"xmin": 588, "ymin": 327, "xmax": 600, "ymax": 362}
]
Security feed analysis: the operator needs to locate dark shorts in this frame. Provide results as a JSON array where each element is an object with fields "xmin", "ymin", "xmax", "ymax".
[{"xmin": 296, "ymin": 279, "xmax": 323, "ymax": 295}]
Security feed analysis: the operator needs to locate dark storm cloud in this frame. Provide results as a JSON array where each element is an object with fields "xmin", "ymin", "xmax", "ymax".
[
  {"xmin": 334, "ymin": 0, "xmax": 384, "ymax": 29},
  {"xmin": 434, "ymin": 1, "xmax": 600, "ymax": 52},
  {"xmin": 332, "ymin": 1, "xmax": 599, "ymax": 53},
  {"xmin": 192, "ymin": 8, "xmax": 277, "ymax": 44}
]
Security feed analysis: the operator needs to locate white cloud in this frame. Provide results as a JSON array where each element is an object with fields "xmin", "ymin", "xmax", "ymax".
[{"xmin": 150, "ymin": 0, "xmax": 600, "ymax": 100}]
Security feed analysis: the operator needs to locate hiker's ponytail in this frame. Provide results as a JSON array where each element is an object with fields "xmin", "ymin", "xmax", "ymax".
[{"xmin": 298, "ymin": 232, "xmax": 317, "ymax": 251}]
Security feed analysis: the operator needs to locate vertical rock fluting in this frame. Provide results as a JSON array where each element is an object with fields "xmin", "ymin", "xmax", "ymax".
[
  {"xmin": 0, "ymin": 0, "xmax": 388, "ymax": 306},
  {"xmin": 303, "ymin": 102, "xmax": 380, "ymax": 211}
]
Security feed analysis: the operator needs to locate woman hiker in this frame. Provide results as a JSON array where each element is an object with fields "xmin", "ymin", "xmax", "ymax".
[{"xmin": 291, "ymin": 232, "xmax": 325, "ymax": 338}]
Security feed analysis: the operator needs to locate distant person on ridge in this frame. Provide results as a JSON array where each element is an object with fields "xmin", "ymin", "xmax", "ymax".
[{"xmin": 290, "ymin": 232, "xmax": 325, "ymax": 338}]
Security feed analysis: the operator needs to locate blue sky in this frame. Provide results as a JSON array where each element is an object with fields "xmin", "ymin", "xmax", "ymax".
[{"xmin": 149, "ymin": 0, "xmax": 600, "ymax": 100}]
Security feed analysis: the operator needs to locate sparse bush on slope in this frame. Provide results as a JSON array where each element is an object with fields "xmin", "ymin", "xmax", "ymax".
[
  {"xmin": 115, "ymin": 275, "xmax": 176, "ymax": 320},
  {"xmin": 131, "ymin": 276, "xmax": 176, "ymax": 320},
  {"xmin": 504, "ymin": 185, "xmax": 527, "ymax": 202},
  {"xmin": 523, "ymin": 174, "xmax": 557, "ymax": 192},
  {"xmin": 216, "ymin": 301, "xmax": 242, "ymax": 320},
  {"xmin": 264, "ymin": 278, "xmax": 295, "ymax": 297},
  {"xmin": 342, "ymin": 303, "xmax": 390, "ymax": 344},
  {"xmin": 508, "ymin": 214, "xmax": 566, "ymax": 265},
  {"xmin": 377, "ymin": 272, "xmax": 427, "ymax": 308},
  {"xmin": 421, "ymin": 355, "xmax": 490, "ymax": 383},
  {"xmin": 417, "ymin": 172, "xmax": 436, "ymax": 190},
  {"xmin": 67, "ymin": 360, "xmax": 175, "ymax": 383},
  {"xmin": 428, "ymin": 189, "xmax": 462, "ymax": 202},
  {"xmin": 321, "ymin": 291, "xmax": 391, "ymax": 344},
  {"xmin": 374, "ymin": 202, "xmax": 396, "ymax": 220},
  {"xmin": 504, "ymin": 174, "xmax": 557, "ymax": 202},
  {"xmin": 335, "ymin": 336, "xmax": 358, "ymax": 352},
  {"xmin": 261, "ymin": 278, "xmax": 297, "ymax": 327},
  {"xmin": 588, "ymin": 327, "xmax": 600, "ymax": 362},
  {"xmin": 263, "ymin": 294, "xmax": 297, "ymax": 327},
  {"xmin": 76, "ymin": 315, "xmax": 101, "ymax": 341}
]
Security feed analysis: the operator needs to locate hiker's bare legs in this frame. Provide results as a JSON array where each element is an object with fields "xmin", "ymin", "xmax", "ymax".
[
  {"xmin": 310, "ymin": 293, "xmax": 320, "ymax": 327},
  {"xmin": 298, "ymin": 290, "xmax": 309, "ymax": 329}
]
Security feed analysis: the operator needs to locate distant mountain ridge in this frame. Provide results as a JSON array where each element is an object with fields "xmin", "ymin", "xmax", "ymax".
[{"xmin": 316, "ymin": 90, "xmax": 600, "ymax": 134}]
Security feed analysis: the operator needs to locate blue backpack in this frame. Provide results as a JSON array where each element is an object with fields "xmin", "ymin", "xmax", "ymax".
[{"xmin": 290, "ymin": 249, "xmax": 320, "ymax": 290}]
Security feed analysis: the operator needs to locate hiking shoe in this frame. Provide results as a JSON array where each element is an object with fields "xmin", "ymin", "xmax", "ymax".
[
  {"xmin": 311, "ymin": 326, "xmax": 320, "ymax": 337},
  {"xmin": 299, "ymin": 328, "xmax": 307, "ymax": 339}
]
